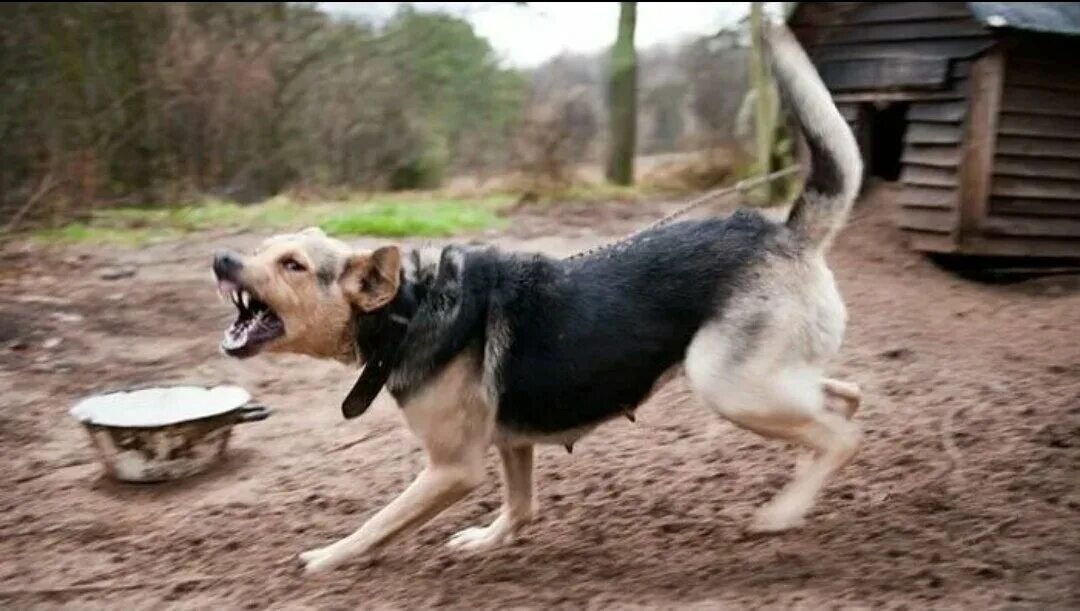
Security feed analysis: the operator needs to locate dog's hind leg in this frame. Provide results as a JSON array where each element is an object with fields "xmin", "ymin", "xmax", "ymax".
[
  {"xmin": 686, "ymin": 323, "xmax": 860, "ymax": 533},
  {"xmin": 447, "ymin": 443, "xmax": 534, "ymax": 553},
  {"xmin": 791, "ymin": 378, "xmax": 858, "ymax": 477},
  {"xmin": 744, "ymin": 397, "xmax": 860, "ymax": 533},
  {"xmin": 299, "ymin": 354, "xmax": 493, "ymax": 574},
  {"xmin": 823, "ymin": 377, "xmax": 861, "ymax": 419}
]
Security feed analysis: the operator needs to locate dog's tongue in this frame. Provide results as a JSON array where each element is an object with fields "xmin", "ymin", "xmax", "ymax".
[
  {"xmin": 222, "ymin": 318, "xmax": 253, "ymax": 351},
  {"xmin": 217, "ymin": 279, "xmax": 239, "ymax": 296}
]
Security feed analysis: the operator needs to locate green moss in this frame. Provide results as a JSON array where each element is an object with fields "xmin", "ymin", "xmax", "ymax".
[
  {"xmin": 32, "ymin": 223, "xmax": 181, "ymax": 246},
  {"xmin": 29, "ymin": 195, "xmax": 512, "ymax": 245},
  {"xmin": 319, "ymin": 200, "xmax": 505, "ymax": 237}
]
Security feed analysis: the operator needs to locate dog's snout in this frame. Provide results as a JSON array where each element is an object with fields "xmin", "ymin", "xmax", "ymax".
[{"xmin": 213, "ymin": 251, "xmax": 243, "ymax": 279}]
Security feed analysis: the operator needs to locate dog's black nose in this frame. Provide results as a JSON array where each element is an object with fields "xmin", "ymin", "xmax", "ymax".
[{"xmin": 213, "ymin": 251, "xmax": 242, "ymax": 279}]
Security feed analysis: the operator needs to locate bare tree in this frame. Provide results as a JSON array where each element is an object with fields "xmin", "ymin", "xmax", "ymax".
[{"xmin": 605, "ymin": 2, "xmax": 637, "ymax": 185}]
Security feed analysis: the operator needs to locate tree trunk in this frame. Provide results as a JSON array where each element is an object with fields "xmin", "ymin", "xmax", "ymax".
[
  {"xmin": 605, "ymin": 2, "xmax": 637, "ymax": 186},
  {"xmin": 748, "ymin": 1, "xmax": 777, "ymax": 203}
]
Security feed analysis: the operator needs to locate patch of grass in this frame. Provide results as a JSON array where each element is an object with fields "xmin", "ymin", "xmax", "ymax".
[
  {"xmin": 29, "ymin": 194, "xmax": 513, "ymax": 246},
  {"xmin": 319, "ymin": 200, "xmax": 505, "ymax": 237},
  {"xmin": 91, "ymin": 198, "xmax": 303, "ymax": 232},
  {"xmin": 32, "ymin": 223, "xmax": 182, "ymax": 246}
]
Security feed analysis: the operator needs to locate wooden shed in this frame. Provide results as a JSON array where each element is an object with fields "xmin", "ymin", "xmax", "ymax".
[{"xmin": 789, "ymin": 2, "xmax": 1080, "ymax": 259}]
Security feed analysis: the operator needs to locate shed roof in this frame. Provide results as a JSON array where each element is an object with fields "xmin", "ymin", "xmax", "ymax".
[{"xmin": 968, "ymin": 2, "xmax": 1080, "ymax": 36}]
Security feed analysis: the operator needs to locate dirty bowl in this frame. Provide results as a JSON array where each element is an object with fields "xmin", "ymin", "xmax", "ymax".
[{"xmin": 69, "ymin": 385, "xmax": 270, "ymax": 483}]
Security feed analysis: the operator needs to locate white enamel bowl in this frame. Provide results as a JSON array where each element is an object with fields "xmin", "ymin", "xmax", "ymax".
[{"xmin": 69, "ymin": 385, "xmax": 270, "ymax": 483}]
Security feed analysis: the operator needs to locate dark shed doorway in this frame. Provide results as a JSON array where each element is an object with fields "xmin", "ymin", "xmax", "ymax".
[{"xmin": 860, "ymin": 102, "xmax": 910, "ymax": 182}]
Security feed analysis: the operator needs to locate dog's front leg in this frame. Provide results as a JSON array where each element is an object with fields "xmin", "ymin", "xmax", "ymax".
[
  {"xmin": 301, "ymin": 354, "xmax": 492, "ymax": 574},
  {"xmin": 299, "ymin": 461, "xmax": 483, "ymax": 574},
  {"xmin": 447, "ymin": 443, "xmax": 534, "ymax": 552}
]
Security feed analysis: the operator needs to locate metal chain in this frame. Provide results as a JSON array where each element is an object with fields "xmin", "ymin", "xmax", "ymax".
[{"xmin": 564, "ymin": 164, "xmax": 802, "ymax": 261}]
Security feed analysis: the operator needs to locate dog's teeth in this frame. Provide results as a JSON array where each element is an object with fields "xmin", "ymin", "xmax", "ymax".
[
  {"xmin": 241, "ymin": 290, "xmax": 250, "ymax": 309},
  {"xmin": 232, "ymin": 290, "xmax": 241, "ymax": 306}
]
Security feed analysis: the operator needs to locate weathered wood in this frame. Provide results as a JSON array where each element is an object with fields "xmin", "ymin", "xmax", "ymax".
[
  {"xmin": 982, "ymin": 215, "xmax": 1080, "ymax": 238},
  {"xmin": 902, "ymin": 145, "xmax": 962, "ymax": 168},
  {"xmin": 991, "ymin": 197, "xmax": 1080, "ymax": 218},
  {"xmin": 958, "ymin": 49, "xmax": 1003, "ymax": 245},
  {"xmin": 820, "ymin": 57, "xmax": 949, "ymax": 91},
  {"xmin": 854, "ymin": 2, "xmax": 971, "ymax": 23},
  {"xmin": 904, "ymin": 226, "xmax": 1080, "ymax": 257},
  {"xmin": 898, "ymin": 185, "xmax": 959, "ymax": 209},
  {"xmin": 908, "ymin": 100, "xmax": 967, "ymax": 123},
  {"xmin": 996, "ymin": 136, "xmax": 1080, "ymax": 160},
  {"xmin": 994, "ymin": 155, "xmax": 1080, "ymax": 181},
  {"xmin": 902, "ymin": 164, "xmax": 956, "ymax": 187},
  {"xmin": 793, "ymin": 1, "xmax": 1080, "ymax": 259},
  {"xmin": 998, "ymin": 113, "xmax": 1080, "ymax": 140},
  {"xmin": 810, "ymin": 19, "xmax": 988, "ymax": 45},
  {"xmin": 907, "ymin": 123, "xmax": 964, "ymax": 144},
  {"xmin": 1001, "ymin": 87, "xmax": 1080, "ymax": 119},
  {"xmin": 951, "ymin": 59, "xmax": 972, "ymax": 79},
  {"xmin": 811, "ymin": 38, "xmax": 996, "ymax": 63},
  {"xmin": 836, "ymin": 102, "xmax": 861, "ymax": 122},
  {"xmin": 905, "ymin": 229, "xmax": 960, "ymax": 254},
  {"xmin": 992, "ymin": 176, "xmax": 1080, "ymax": 200},
  {"xmin": 1006, "ymin": 61, "xmax": 1080, "ymax": 93},
  {"xmin": 792, "ymin": 2, "xmax": 971, "ymax": 28},
  {"xmin": 834, "ymin": 91, "xmax": 965, "ymax": 103},
  {"xmin": 1006, "ymin": 76, "xmax": 1080, "ymax": 95},
  {"xmin": 897, "ymin": 207, "xmax": 956, "ymax": 234},
  {"xmin": 951, "ymin": 235, "xmax": 1080, "ymax": 257},
  {"xmin": 1010, "ymin": 37, "xmax": 1080, "ymax": 64}
]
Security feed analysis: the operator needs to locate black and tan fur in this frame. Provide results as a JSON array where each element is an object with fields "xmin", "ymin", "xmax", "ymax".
[{"xmin": 211, "ymin": 24, "xmax": 865, "ymax": 575}]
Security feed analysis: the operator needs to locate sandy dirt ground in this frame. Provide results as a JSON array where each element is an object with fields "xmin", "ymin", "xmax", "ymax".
[{"xmin": 1, "ymin": 185, "xmax": 1078, "ymax": 610}]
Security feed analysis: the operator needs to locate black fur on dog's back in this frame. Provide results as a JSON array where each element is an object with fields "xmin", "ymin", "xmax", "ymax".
[
  {"xmin": 373, "ymin": 24, "xmax": 861, "ymax": 435},
  {"xmin": 385, "ymin": 210, "xmax": 788, "ymax": 434}
]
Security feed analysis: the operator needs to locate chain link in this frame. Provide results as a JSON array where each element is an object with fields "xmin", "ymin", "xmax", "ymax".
[{"xmin": 564, "ymin": 165, "xmax": 801, "ymax": 261}]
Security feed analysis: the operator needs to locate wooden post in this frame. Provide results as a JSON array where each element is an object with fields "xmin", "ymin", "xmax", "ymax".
[{"xmin": 957, "ymin": 48, "xmax": 1004, "ymax": 247}]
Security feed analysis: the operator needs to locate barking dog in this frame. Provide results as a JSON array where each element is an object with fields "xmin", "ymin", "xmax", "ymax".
[{"xmin": 212, "ymin": 23, "xmax": 864, "ymax": 575}]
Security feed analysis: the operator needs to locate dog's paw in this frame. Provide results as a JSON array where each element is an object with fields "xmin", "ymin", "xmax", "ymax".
[
  {"xmin": 748, "ymin": 505, "xmax": 806, "ymax": 534},
  {"xmin": 446, "ymin": 524, "xmax": 513, "ymax": 553},
  {"xmin": 297, "ymin": 546, "xmax": 340, "ymax": 575},
  {"xmin": 298, "ymin": 547, "xmax": 326, "ymax": 564}
]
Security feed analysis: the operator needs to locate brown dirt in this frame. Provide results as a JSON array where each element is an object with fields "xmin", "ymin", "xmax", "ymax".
[{"xmin": 1, "ymin": 185, "xmax": 1078, "ymax": 610}]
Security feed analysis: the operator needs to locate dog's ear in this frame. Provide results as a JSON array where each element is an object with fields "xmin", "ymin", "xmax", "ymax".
[{"xmin": 341, "ymin": 246, "xmax": 401, "ymax": 312}]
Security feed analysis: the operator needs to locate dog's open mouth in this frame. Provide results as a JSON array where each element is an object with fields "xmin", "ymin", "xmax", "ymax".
[{"xmin": 219, "ymin": 283, "xmax": 284, "ymax": 358}]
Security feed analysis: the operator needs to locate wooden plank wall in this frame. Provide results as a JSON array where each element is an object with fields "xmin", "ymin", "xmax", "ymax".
[
  {"xmin": 977, "ymin": 41, "xmax": 1080, "ymax": 256},
  {"xmin": 790, "ymin": 2, "xmax": 995, "ymax": 249},
  {"xmin": 896, "ymin": 56, "xmax": 971, "ymax": 242}
]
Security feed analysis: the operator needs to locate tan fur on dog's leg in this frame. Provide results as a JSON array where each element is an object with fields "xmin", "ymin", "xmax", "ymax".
[
  {"xmin": 300, "ymin": 354, "xmax": 492, "ymax": 574},
  {"xmin": 752, "ymin": 409, "xmax": 860, "ymax": 532},
  {"xmin": 300, "ymin": 465, "xmax": 482, "ymax": 573},
  {"xmin": 447, "ymin": 444, "xmax": 534, "ymax": 552},
  {"xmin": 823, "ymin": 378, "xmax": 861, "ymax": 419}
]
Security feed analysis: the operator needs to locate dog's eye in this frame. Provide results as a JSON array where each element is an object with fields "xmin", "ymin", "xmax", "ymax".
[{"xmin": 280, "ymin": 257, "xmax": 307, "ymax": 272}]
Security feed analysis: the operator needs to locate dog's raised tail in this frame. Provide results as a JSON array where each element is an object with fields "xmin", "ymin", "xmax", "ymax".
[{"xmin": 766, "ymin": 23, "xmax": 863, "ymax": 252}]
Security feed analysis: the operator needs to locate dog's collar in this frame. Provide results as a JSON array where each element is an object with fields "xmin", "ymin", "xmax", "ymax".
[{"xmin": 340, "ymin": 277, "xmax": 419, "ymax": 419}]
